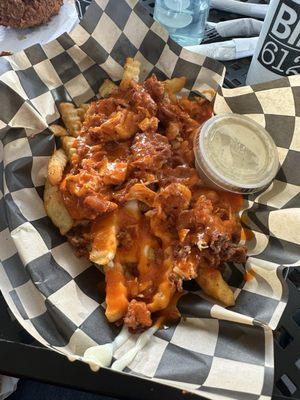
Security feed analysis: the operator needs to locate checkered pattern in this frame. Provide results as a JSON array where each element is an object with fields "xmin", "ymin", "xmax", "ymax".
[
  {"xmin": 0, "ymin": 1, "xmax": 299, "ymax": 399},
  {"xmin": 215, "ymin": 78, "xmax": 300, "ymax": 324}
]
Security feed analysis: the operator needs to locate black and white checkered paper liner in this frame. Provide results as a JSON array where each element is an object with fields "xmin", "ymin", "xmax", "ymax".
[{"xmin": 0, "ymin": 1, "xmax": 299, "ymax": 399}]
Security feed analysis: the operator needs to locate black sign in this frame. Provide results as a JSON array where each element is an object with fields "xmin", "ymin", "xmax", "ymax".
[{"xmin": 258, "ymin": 0, "xmax": 300, "ymax": 76}]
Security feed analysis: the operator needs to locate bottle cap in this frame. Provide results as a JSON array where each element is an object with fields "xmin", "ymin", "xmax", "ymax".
[{"xmin": 194, "ymin": 113, "xmax": 279, "ymax": 194}]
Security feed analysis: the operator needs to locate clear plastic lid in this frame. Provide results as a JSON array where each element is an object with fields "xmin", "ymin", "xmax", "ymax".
[{"xmin": 194, "ymin": 114, "xmax": 279, "ymax": 194}]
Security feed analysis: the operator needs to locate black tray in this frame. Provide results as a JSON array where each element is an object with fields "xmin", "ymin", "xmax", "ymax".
[{"xmin": 0, "ymin": 1, "xmax": 299, "ymax": 399}]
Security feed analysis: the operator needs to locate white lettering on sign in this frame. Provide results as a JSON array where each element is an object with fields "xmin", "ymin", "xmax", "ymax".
[
  {"xmin": 258, "ymin": 0, "xmax": 300, "ymax": 76},
  {"xmin": 288, "ymin": 19, "xmax": 300, "ymax": 47},
  {"xmin": 271, "ymin": 3, "xmax": 297, "ymax": 41},
  {"xmin": 247, "ymin": 0, "xmax": 300, "ymax": 83},
  {"xmin": 261, "ymin": 41, "xmax": 291, "ymax": 72}
]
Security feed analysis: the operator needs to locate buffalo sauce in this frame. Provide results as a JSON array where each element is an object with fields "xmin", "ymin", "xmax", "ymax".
[
  {"xmin": 57, "ymin": 74, "xmax": 250, "ymax": 331},
  {"xmin": 244, "ymin": 268, "xmax": 255, "ymax": 282},
  {"xmin": 156, "ymin": 291, "xmax": 184, "ymax": 327},
  {"xmin": 60, "ymin": 178, "xmax": 88, "ymax": 220}
]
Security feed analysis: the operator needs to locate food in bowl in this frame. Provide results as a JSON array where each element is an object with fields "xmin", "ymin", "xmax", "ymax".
[{"xmin": 44, "ymin": 58, "xmax": 247, "ymax": 331}]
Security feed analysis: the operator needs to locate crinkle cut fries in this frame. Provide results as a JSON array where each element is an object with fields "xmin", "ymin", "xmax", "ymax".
[{"xmin": 44, "ymin": 58, "xmax": 247, "ymax": 331}]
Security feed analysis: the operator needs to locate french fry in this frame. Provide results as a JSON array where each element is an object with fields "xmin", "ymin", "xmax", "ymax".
[
  {"xmin": 61, "ymin": 136, "xmax": 76, "ymax": 160},
  {"xmin": 115, "ymin": 202, "xmax": 140, "ymax": 265},
  {"xmin": 98, "ymin": 79, "xmax": 118, "ymax": 98},
  {"xmin": 137, "ymin": 227, "xmax": 159, "ymax": 279},
  {"xmin": 47, "ymin": 148, "xmax": 68, "ymax": 186},
  {"xmin": 164, "ymin": 77, "xmax": 186, "ymax": 102},
  {"xmin": 49, "ymin": 124, "xmax": 68, "ymax": 137},
  {"xmin": 104, "ymin": 262, "xmax": 129, "ymax": 322},
  {"xmin": 90, "ymin": 211, "xmax": 118, "ymax": 266},
  {"xmin": 44, "ymin": 179, "xmax": 73, "ymax": 235},
  {"xmin": 59, "ymin": 102, "xmax": 82, "ymax": 137},
  {"xmin": 147, "ymin": 249, "xmax": 175, "ymax": 312},
  {"xmin": 148, "ymin": 280, "xmax": 175, "ymax": 313},
  {"xmin": 149, "ymin": 213, "xmax": 176, "ymax": 248},
  {"xmin": 196, "ymin": 268, "xmax": 235, "ymax": 307},
  {"xmin": 120, "ymin": 57, "xmax": 141, "ymax": 88},
  {"xmin": 77, "ymin": 103, "xmax": 89, "ymax": 121}
]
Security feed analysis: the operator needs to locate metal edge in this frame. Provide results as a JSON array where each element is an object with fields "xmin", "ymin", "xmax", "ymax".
[{"xmin": 0, "ymin": 339, "xmax": 209, "ymax": 400}]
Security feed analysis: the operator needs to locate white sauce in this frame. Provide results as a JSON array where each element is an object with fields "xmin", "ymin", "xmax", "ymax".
[
  {"xmin": 87, "ymin": 360, "xmax": 101, "ymax": 372},
  {"xmin": 205, "ymin": 119, "xmax": 271, "ymax": 184},
  {"xmin": 83, "ymin": 325, "xmax": 130, "ymax": 368},
  {"xmin": 196, "ymin": 114, "xmax": 279, "ymax": 192},
  {"xmin": 111, "ymin": 325, "xmax": 158, "ymax": 371},
  {"xmin": 67, "ymin": 354, "xmax": 78, "ymax": 363}
]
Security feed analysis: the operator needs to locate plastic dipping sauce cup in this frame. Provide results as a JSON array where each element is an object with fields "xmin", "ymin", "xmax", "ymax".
[{"xmin": 194, "ymin": 114, "xmax": 279, "ymax": 194}]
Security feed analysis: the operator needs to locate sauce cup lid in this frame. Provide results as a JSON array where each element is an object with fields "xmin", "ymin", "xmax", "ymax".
[{"xmin": 194, "ymin": 113, "xmax": 279, "ymax": 194}]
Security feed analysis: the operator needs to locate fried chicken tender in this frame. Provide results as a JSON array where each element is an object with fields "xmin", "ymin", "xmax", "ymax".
[
  {"xmin": 131, "ymin": 131, "xmax": 172, "ymax": 171},
  {"xmin": 124, "ymin": 300, "xmax": 152, "ymax": 331},
  {"xmin": 154, "ymin": 183, "xmax": 191, "ymax": 216}
]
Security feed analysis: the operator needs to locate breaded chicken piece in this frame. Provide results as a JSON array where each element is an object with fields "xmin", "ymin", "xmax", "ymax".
[{"xmin": 0, "ymin": 0, "xmax": 63, "ymax": 29}]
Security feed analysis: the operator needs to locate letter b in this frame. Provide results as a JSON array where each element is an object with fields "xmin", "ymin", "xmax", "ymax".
[{"xmin": 271, "ymin": 3, "xmax": 297, "ymax": 40}]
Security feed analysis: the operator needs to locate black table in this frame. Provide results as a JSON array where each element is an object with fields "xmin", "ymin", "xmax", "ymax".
[{"xmin": 0, "ymin": 1, "xmax": 299, "ymax": 399}]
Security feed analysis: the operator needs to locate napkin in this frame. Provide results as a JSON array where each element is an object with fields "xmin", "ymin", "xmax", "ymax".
[
  {"xmin": 186, "ymin": 37, "xmax": 258, "ymax": 60},
  {"xmin": 211, "ymin": 0, "xmax": 268, "ymax": 19},
  {"xmin": 206, "ymin": 18, "xmax": 263, "ymax": 38}
]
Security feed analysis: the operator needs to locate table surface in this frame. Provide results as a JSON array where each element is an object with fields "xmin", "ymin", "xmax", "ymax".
[{"xmin": 1, "ymin": 1, "xmax": 300, "ymax": 399}]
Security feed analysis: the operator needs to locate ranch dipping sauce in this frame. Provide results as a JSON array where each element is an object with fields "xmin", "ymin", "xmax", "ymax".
[{"xmin": 194, "ymin": 114, "xmax": 279, "ymax": 194}]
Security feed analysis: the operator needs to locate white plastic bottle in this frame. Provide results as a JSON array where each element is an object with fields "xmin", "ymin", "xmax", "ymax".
[{"xmin": 246, "ymin": 0, "xmax": 300, "ymax": 85}]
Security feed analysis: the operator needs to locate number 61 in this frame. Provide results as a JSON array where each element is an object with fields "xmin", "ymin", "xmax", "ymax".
[{"xmin": 261, "ymin": 41, "xmax": 290, "ymax": 73}]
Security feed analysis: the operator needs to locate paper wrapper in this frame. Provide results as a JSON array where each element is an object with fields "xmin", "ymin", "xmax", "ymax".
[{"xmin": 0, "ymin": 1, "xmax": 299, "ymax": 399}]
